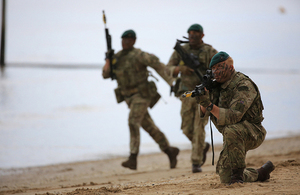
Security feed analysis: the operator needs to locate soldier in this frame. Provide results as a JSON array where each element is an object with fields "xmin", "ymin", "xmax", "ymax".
[
  {"xmin": 197, "ymin": 51, "xmax": 275, "ymax": 184},
  {"xmin": 166, "ymin": 24, "xmax": 218, "ymax": 173},
  {"xmin": 102, "ymin": 29, "xmax": 179, "ymax": 170}
]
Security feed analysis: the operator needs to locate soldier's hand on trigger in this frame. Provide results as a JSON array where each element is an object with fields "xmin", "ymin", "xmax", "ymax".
[
  {"xmin": 178, "ymin": 66, "xmax": 194, "ymax": 75},
  {"xmin": 196, "ymin": 88, "xmax": 211, "ymax": 108}
]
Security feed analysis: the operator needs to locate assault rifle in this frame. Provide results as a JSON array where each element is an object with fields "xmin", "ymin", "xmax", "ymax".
[
  {"xmin": 173, "ymin": 39, "xmax": 204, "ymax": 81},
  {"xmin": 182, "ymin": 70, "xmax": 216, "ymax": 98},
  {"xmin": 102, "ymin": 10, "xmax": 115, "ymax": 80}
]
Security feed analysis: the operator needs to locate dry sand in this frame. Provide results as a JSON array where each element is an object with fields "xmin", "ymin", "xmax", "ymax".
[{"xmin": 1, "ymin": 135, "xmax": 300, "ymax": 195}]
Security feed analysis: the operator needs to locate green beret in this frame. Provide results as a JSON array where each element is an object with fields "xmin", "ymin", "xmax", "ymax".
[
  {"xmin": 121, "ymin": 29, "xmax": 136, "ymax": 38},
  {"xmin": 209, "ymin": 51, "xmax": 230, "ymax": 68},
  {"xmin": 187, "ymin": 24, "xmax": 203, "ymax": 33}
]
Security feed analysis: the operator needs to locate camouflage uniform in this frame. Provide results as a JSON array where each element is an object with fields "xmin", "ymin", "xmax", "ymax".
[
  {"xmin": 102, "ymin": 47, "xmax": 173, "ymax": 155},
  {"xmin": 166, "ymin": 43, "xmax": 217, "ymax": 165},
  {"xmin": 209, "ymin": 71, "xmax": 266, "ymax": 183}
]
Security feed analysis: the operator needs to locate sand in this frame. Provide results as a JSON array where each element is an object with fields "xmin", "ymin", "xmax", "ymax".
[{"xmin": 1, "ymin": 135, "xmax": 300, "ymax": 195}]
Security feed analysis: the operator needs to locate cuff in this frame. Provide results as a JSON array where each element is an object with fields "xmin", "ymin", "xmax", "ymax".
[{"xmin": 217, "ymin": 108, "xmax": 226, "ymax": 126}]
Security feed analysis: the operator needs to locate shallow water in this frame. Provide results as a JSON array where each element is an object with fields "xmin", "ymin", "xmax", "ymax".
[{"xmin": 0, "ymin": 67, "xmax": 299, "ymax": 169}]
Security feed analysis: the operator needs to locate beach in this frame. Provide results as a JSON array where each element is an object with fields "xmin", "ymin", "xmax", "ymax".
[
  {"xmin": 1, "ymin": 135, "xmax": 299, "ymax": 195},
  {"xmin": 1, "ymin": 0, "xmax": 300, "ymax": 169},
  {"xmin": 1, "ymin": 1, "xmax": 300, "ymax": 194}
]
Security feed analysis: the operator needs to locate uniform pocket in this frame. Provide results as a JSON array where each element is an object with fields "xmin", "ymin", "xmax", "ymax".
[
  {"xmin": 242, "ymin": 120, "xmax": 258, "ymax": 141},
  {"xmin": 114, "ymin": 87, "xmax": 124, "ymax": 103}
]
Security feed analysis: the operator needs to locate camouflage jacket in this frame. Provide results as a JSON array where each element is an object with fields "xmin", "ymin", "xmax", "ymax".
[
  {"xmin": 102, "ymin": 47, "xmax": 172, "ymax": 97},
  {"xmin": 166, "ymin": 42, "xmax": 217, "ymax": 94},
  {"xmin": 211, "ymin": 71, "xmax": 265, "ymax": 133}
]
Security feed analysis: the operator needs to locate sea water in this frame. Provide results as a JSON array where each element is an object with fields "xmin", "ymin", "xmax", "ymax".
[{"xmin": 0, "ymin": 67, "xmax": 299, "ymax": 169}]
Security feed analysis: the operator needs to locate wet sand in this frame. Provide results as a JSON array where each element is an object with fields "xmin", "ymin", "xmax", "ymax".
[{"xmin": 1, "ymin": 135, "xmax": 300, "ymax": 195}]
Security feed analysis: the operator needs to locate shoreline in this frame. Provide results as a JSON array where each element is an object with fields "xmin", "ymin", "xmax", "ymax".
[
  {"xmin": 1, "ymin": 133, "xmax": 298, "ymax": 171},
  {"xmin": 1, "ymin": 135, "xmax": 300, "ymax": 195}
]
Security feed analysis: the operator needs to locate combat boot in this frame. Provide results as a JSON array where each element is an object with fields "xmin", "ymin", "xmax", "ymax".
[
  {"xmin": 192, "ymin": 164, "xmax": 202, "ymax": 173},
  {"xmin": 229, "ymin": 168, "xmax": 244, "ymax": 185},
  {"xmin": 121, "ymin": 153, "xmax": 137, "ymax": 170},
  {"xmin": 163, "ymin": 146, "xmax": 180, "ymax": 169},
  {"xmin": 256, "ymin": 161, "xmax": 275, "ymax": 182},
  {"xmin": 200, "ymin": 142, "xmax": 210, "ymax": 166}
]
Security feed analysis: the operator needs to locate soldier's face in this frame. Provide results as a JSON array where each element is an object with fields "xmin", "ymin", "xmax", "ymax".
[
  {"xmin": 188, "ymin": 31, "xmax": 204, "ymax": 47},
  {"xmin": 122, "ymin": 38, "xmax": 136, "ymax": 50},
  {"xmin": 212, "ymin": 62, "xmax": 233, "ymax": 83}
]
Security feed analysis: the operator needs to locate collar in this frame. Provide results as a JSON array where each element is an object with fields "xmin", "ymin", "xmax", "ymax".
[{"xmin": 220, "ymin": 71, "xmax": 237, "ymax": 89}]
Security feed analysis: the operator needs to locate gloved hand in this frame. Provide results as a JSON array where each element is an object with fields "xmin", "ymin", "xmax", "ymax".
[
  {"xmin": 105, "ymin": 49, "xmax": 114, "ymax": 59},
  {"xmin": 178, "ymin": 66, "xmax": 194, "ymax": 75},
  {"xmin": 195, "ymin": 89, "xmax": 211, "ymax": 108}
]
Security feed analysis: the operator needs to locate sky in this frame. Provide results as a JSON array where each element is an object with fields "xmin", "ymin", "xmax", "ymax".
[{"xmin": 2, "ymin": 0, "xmax": 300, "ymax": 70}]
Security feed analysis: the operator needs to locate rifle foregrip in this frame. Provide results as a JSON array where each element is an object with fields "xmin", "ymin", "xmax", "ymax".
[{"xmin": 182, "ymin": 92, "xmax": 192, "ymax": 98}]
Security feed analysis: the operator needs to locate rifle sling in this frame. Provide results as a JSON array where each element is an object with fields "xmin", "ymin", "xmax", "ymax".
[{"xmin": 210, "ymin": 117, "xmax": 214, "ymax": 166}]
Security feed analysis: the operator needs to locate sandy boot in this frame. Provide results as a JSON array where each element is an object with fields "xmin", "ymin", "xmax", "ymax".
[
  {"xmin": 121, "ymin": 153, "xmax": 137, "ymax": 170},
  {"xmin": 200, "ymin": 142, "xmax": 210, "ymax": 166},
  {"xmin": 163, "ymin": 147, "xmax": 180, "ymax": 169},
  {"xmin": 192, "ymin": 164, "xmax": 202, "ymax": 173},
  {"xmin": 256, "ymin": 161, "xmax": 275, "ymax": 181}
]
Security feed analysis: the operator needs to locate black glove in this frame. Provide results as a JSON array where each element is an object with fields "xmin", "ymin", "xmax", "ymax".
[{"xmin": 195, "ymin": 90, "xmax": 210, "ymax": 108}]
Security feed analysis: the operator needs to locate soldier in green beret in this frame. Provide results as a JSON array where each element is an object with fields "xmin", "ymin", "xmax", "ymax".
[
  {"xmin": 166, "ymin": 23, "xmax": 218, "ymax": 173},
  {"xmin": 102, "ymin": 29, "xmax": 179, "ymax": 170},
  {"xmin": 197, "ymin": 51, "xmax": 275, "ymax": 184}
]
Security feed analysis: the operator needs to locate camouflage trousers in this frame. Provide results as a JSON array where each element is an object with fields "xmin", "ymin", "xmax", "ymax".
[
  {"xmin": 216, "ymin": 120, "xmax": 266, "ymax": 183},
  {"xmin": 125, "ymin": 93, "xmax": 170, "ymax": 154},
  {"xmin": 180, "ymin": 96, "xmax": 208, "ymax": 165}
]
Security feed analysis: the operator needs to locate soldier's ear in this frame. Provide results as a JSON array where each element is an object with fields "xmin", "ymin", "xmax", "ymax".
[{"xmin": 227, "ymin": 64, "xmax": 233, "ymax": 70}]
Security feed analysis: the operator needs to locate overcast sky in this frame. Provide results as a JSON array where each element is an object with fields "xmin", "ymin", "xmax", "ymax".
[{"xmin": 2, "ymin": 0, "xmax": 300, "ymax": 69}]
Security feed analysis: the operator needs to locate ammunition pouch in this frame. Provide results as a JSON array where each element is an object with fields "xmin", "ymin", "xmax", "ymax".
[
  {"xmin": 138, "ymin": 81, "xmax": 161, "ymax": 108},
  {"xmin": 149, "ymin": 92, "xmax": 161, "ymax": 109},
  {"xmin": 114, "ymin": 87, "xmax": 125, "ymax": 103}
]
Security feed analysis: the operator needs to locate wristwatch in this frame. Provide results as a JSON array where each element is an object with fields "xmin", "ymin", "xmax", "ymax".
[{"xmin": 206, "ymin": 103, "xmax": 214, "ymax": 111}]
